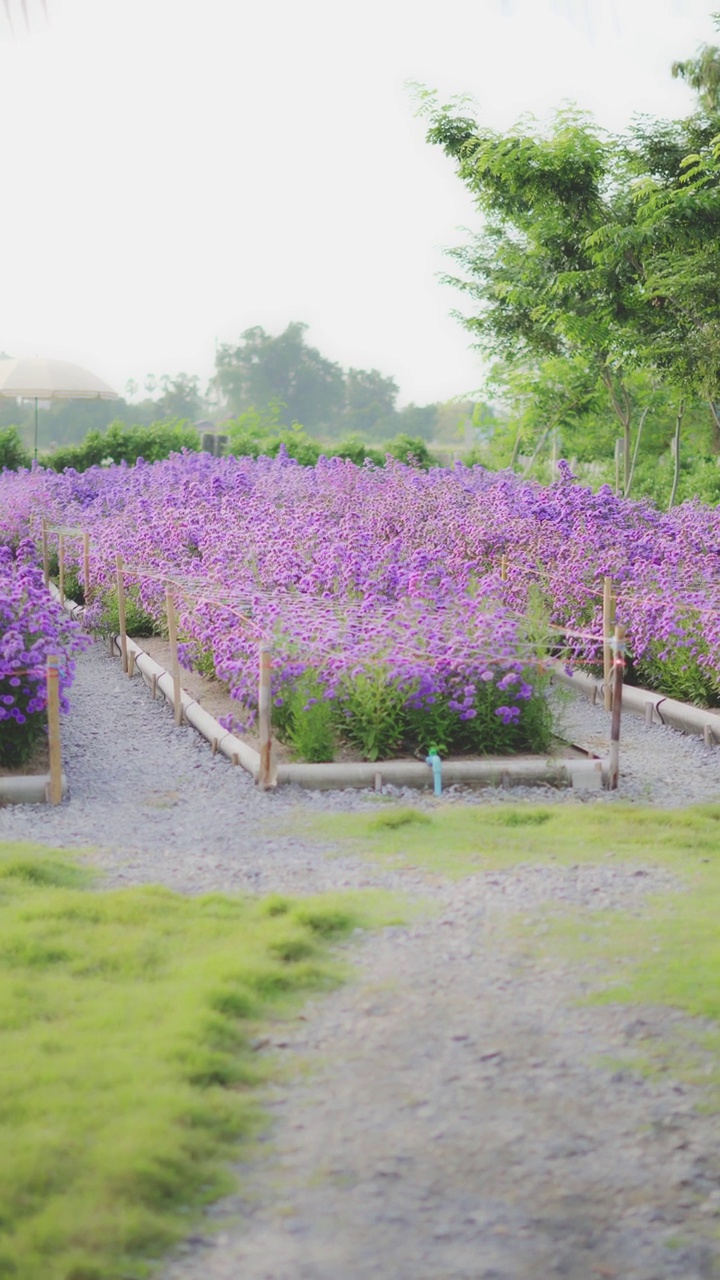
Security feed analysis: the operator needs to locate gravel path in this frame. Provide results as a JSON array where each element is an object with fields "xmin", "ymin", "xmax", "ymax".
[{"xmin": 3, "ymin": 643, "xmax": 720, "ymax": 1278}]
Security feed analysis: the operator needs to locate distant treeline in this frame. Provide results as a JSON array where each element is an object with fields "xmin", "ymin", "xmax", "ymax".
[{"xmin": 0, "ymin": 320, "xmax": 492, "ymax": 453}]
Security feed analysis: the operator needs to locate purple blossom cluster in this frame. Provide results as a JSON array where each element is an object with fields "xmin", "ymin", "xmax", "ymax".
[
  {"xmin": 3, "ymin": 450, "xmax": 719, "ymax": 755},
  {"xmin": 0, "ymin": 539, "xmax": 89, "ymax": 767}
]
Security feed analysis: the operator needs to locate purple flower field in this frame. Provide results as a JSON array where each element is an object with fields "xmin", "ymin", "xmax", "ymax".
[
  {"xmin": 2, "ymin": 451, "xmax": 719, "ymax": 760},
  {"xmin": 0, "ymin": 541, "xmax": 88, "ymax": 767}
]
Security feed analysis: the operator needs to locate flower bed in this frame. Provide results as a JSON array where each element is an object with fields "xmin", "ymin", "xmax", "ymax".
[
  {"xmin": 3, "ymin": 453, "xmax": 720, "ymax": 761},
  {"xmin": 0, "ymin": 541, "xmax": 88, "ymax": 770}
]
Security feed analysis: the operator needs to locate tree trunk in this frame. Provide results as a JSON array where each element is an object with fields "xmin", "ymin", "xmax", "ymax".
[
  {"xmin": 521, "ymin": 425, "xmax": 552, "ymax": 478},
  {"xmin": 668, "ymin": 400, "xmax": 685, "ymax": 510},
  {"xmin": 625, "ymin": 404, "xmax": 650, "ymax": 498}
]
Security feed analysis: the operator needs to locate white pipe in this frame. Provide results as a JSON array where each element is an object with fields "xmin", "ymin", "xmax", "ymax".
[
  {"xmin": 549, "ymin": 661, "xmax": 720, "ymax": 743},
  {"xmin": 0, "ymin": 773, "xmax": 68, "ymax": 805}
]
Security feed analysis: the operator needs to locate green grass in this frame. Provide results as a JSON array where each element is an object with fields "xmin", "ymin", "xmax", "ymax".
[
  {"xmin": 0, "ymin": 841, "xmax": 398, "ymax": 1280},
  {"xmin": 303, "ymin": 799, "xmax": 720, "ymax": 878}
]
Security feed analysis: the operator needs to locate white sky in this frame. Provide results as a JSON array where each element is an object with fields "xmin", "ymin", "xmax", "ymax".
[{"xmin": 0, "ymin": 0, "xmax": 716, "ymax": 406}]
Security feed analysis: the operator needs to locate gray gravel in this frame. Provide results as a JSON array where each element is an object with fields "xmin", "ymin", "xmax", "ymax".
[
  {"xmin": 3, "ymin": 642, "xmax": 720, "ymax": 1279},
  {"xmin": 0, "ymin": 641, "xmax": 718, "ymax": 894}
]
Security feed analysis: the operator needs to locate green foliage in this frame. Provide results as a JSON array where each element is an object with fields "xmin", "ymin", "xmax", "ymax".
[
  {"xmin": 336, "ymin": 669, "xmax": 410, "ymax": 761},
  {"xmin": 282, "ymin": 674, "xmax": 337, "ymax": 763},
  {"xmin": 327, "ymin": 435, "xmax": 386, "ymax": 466},
  {"xmin": 225, "ymin": 403, "xmax": 322, "ymax": 465},
  {"xmin": 0, "ymin": 425, "xmax": 31, "ymax": 471},
  {"xmin": 334, "ymin": 665, "xmax": 553, "ymax": 763},
  {"xmin": 382, "ymin": 434, "xmax": 435, "ymax": 468},
  {"xmin": 0, "ymin": 840, "xmax": 376, "ymax": 1280},
  {"xmin": 45, "ymin": 420, "xmax": 200, "ymax": 472},
  {"xmin": 95, "ymin": 587, "xmax": 160, "ymax": 639}
]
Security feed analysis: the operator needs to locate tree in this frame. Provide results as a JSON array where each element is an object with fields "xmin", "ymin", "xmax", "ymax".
[
  {"xmin": 423, "ymin": 99, "xmax": 654, "ymax": 489},
  {"xmin": 154, "ymin": 373, "xmax": 204, "ymax": 421},
  {"xmin": 420, "ymin": 86, "xmax": 720, "ymax": 495},
  {"xmin": 343, "ymin": 367, "xmax": 399, "ymax": 436},
  {"xmin": 213, "ymin": 322, "xmax": 346, "ymax": 431},
  {"xmin": 672, "ymin": 39, "xmax": 720, "ymax": 116}
]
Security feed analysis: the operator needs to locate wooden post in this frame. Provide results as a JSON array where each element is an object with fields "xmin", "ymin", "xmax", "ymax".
[
  {"xmin": 500, "ymin": 554, "xmax": 508, "ymax": 582},
  {"xmin": 58, "ymin": 533, "xmax": 65, "ymax": 607},
  {"xmin": 115, "ymin": 553, "xmax": 128, "ymax": 674},
  {"xmin": 41, "ymin": 518, "xmax": 49, "ymax": 588},
  {"xmin": 46, "ymin": 655, "xmax": 63, "ymax": 805},
  {"xmin": 257, "ymin": 643, "xmax": 276, "ymax": 788},
  {"xmin": 608, "ymin": 625, "xmax": 625, "ymax": 791},
  {"xmin": 603, "ymin": 576, "xmax": 615, "ymax": 712},
  {"xmin": 165, "ymin": 587, "xmax": 183, "ymax": 726},
  {"xmin": 83, "ymin": 532, "xmax": 91, "ymax": 602}
]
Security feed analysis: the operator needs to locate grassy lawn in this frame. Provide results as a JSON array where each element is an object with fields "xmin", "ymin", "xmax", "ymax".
[{"xmin": 0, "ymin": 842, "xmax": 396, "ymax": 1280}]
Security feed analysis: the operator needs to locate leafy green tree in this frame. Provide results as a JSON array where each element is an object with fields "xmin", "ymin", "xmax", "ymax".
[
  {"xmin": 0, "ymin": 426, "xmax": 30, "ymax": 470},
  {"xmin": 422, "ymin": 97, "xmax": 654, "ymax": 490},
  {"xmin": 343, "ymin": 367, "xmax": 399, "ymax": 436},
  {"xmin": 213, "ymin": 323, "xmax": 345, "ymax": 431},
  {"xmin": 672, "ymin": 38, "xmax": 720, "ymax": 115}
]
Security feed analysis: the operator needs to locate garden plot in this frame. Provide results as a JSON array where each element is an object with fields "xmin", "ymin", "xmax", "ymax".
[{"xmin": 4, "ymin": 451, "xmax": 720, "ymax": 790}]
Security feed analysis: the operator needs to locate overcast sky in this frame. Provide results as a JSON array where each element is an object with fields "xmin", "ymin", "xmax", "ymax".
[{"xmin": 0, "ymin": 0, "xmax": 716, "ymax": 407}]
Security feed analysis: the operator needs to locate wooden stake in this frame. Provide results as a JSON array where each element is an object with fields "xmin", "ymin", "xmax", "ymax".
[
  {"xmin": 127, "ymin": 651, "xmax": 136, "ymax": 679},
  {"xmin": 602, "ymin": 576, "xmax": 615, "ymax": 712},
  {"xmin": 58, "ymin": 534, "xmax": 65, "ymax": 607},
  {"xmin": 115, "ymin": 553, "xmax": 128, "ymax": 674},
  {"xmin": 41, "ymin": 518, "xmax": 49, "ymax": 588},
  {"xmin": 608, "ymin": 626, "xmax": 625, "ymax": 790},
  {"xmin": 500, "ymin": 554, "xmax": 508, "ymax": 582},
  {"xmin": 46, "ymin": 656, "xmax": 63, "ymax": 805},
  {"xmin": 165, "ymin": 587, "xmax": 183, "ymax": 726},
  {"xmin": 83, "ymin": 532, "xmax": 91, "ymax": 602},
  {"xmin": 257, "ymin": 643, "xmax": 276, "ymax": 788}
]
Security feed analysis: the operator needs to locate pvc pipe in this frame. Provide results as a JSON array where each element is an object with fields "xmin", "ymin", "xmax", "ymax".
[
  {"xmin": 119, "ymin": 636, "xmax": 261, "ymax": 780},
  {"xmin": 549, "ymin": 661, "xmax": 720, "ymax": 743},
  {"xmin": 275, "ymin": 757, "xmax": 587, "ymax": 791},
  {"xmin": 425, "ymin": 751, "xmax": 443, "ymax": 795},
  {"xmin": 0, "ymin": 773, "xmax": 68, "ymax": 805}
]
